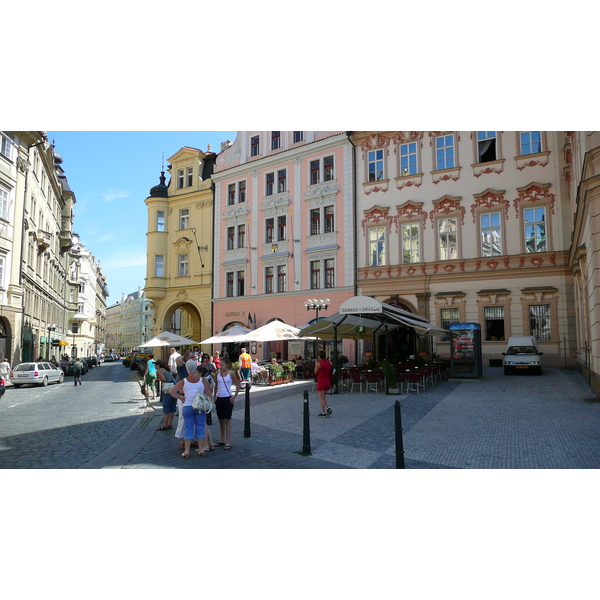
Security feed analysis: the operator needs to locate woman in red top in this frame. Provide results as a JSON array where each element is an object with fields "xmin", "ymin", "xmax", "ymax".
[{"xmin": 314, "ymin": 350, "xmax": 333, "ymax": 418}]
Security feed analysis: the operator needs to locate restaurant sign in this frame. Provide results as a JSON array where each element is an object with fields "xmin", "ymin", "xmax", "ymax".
[{"xmin": 339, "ymin": 296, "xmax": 383, "ymax": 314}]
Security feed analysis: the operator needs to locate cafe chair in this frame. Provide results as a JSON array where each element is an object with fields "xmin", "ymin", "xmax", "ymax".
[{"xmin": 350, "ymin": 371, "xmax": 363, "ymax": 393}]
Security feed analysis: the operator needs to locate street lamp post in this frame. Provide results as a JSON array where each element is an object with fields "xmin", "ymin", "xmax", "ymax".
[
  {"xmin": 47, "ymin": 324, "xmax": 56, "ymax": 360},
  {"xmin": 304, "ymin": 298, "xmax": 330, "ymax": 354}
]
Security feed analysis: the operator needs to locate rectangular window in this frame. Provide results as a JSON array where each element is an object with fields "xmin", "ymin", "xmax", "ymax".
[
  {"xmin": 484, "ymin": 306, "xmax": 505, "ymax": 341},
  {"xmin": 436, "ymin": 135, "xmax": 455, "ymax": 170},
  {"xmin": 369, "ymin": 226, "xmax": 386, "ymax": 266},
  {"xmin": 156, "ymin": 210, "xmax": 165, "ymax": 232},
  {"xmin": 310, "ymin": 260, "xmax": 321, "ymax": 289},
  {"xmin": 401, "ymin": 222, "xmax": 420, "ymax": 263},
  {"xmin": 438, "ymin": 217, "xmax": 458, "ymax": 260},
  {"xmin": 179, "ymin": 208, "xmax": 189, "ymax": 230},
  {"xmin": 324, "ymin": 156, "xmax": 334, "ymax": 181},
  {"xmin": 228, "ymin": 184, "xmax": 236, "ymax": 205},
  {"xmin": 277, "ymin": 265, "xmax": 286, "ymax": 292},
  {"xmin": 368, "ymin": 149, "xmax": 384, "ymax": 182},
  {"xmin": 520, "ymin": 131, "xmax": 542, "ymax": 155},
  {"xmin": 310, "ymin": 160, "xmax": 320, "ymax": 185},
  {"xmin": 155, "ymin": 255, "xmax": 164, "ymax": 277},
  {"xmin": 72, "ymin": 323, "xmax": 79, "ymax": 334},
  {"xmin": 251, "ymin": 136, "xmax": 260, "ymax": 157},
  {"xmin": 186, "ymin": 167, "xmax": 193, "ymax": 187},
  {"xmin": 266, "ymin": 172, "xmax": 274, "ymax": 196},
  {"xmin": 400, "ymin": 142, "xmax": 418, "ymax": 176},
  {"xmin": 0, "ymin": 133, "xmax": 14, "ymax": 159},
  {"xmin": 237, "ymin": 224, "xmax": 245, "ymax": 248},
  {"xmin": 227, "ymin": 226, "xmax": 235, "ymax": 250},
  {"xmin": 178, "ymin": 254, "xmax": 189, "ymax": 277},
  {"xmin": 529, "ymin": 304, "xmax": 551, "ymax": 341},
  {"xmin": 324, "ymin": 206, "xmax": 334, "ymax": 233},
  {"xmin": 177, "ymin": 169, "xmax": 184, "ymax": 189},
  {"xmin": 325, "ymin": 258, "xmax": 335, "ymax": 288},
  {"xmin": 441, "ymin": 308, "xmax": 460, "ymax": 342},
  {"xmin": 0, "ymin": 186, "xmax": 9, "ymax": 221},
  {"xmin": 310, "ymin": 208, "xmax": 320, "ymax": 235},
  {"xmin": 524, "ymin": 207, "xmax": 546, "ymax": 253},
  {"xmin": 278, "ymin": 169, "xmax": 286, "ymax": 193},
  {"xmin": 226, "ymin": 272, "xmax": 234, "ymax": 297},
  {"xmin": 0, "ymin": 256, "xmax": 5, "ymax": 288},
  {"xmin": 277, "ymin": 216, "xmax": 286, "ymax": 241},
  {"xmin": 271, "ymin": 131, "xmax": 281, "ymax": 150},
  {"xmin": 238, "ymin": 180, "xmax": 246, "ymax": 203},
  {"xmin": 477, "ymin": 131, "xmax": 497, "ymax": 163},
  {"xmin": 480, "ymin": 212, "xmax": 502, "ymax": 256},
  {"xmin": 293, "ymin": 131, "xmax": 304, "ymax": 143},
  {"xmin": 237, "ymin": 271, "xmax": 245, "ymax": 297},
  {"xmin": 265, "ymin": 266, "xmax": 274, "ymax": 294},
  {"xmin": 265, "ymin": 218, "xmax": 274, "ymax": 243}
]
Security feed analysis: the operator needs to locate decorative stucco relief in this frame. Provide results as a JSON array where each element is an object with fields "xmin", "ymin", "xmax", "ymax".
[
  {"xmin": 470, "ymin": 188, "xmax": 509, "ymax": 222},
  {"xmin": 513, "ymin": 182, "xmax": 556, "ymax": 217}
]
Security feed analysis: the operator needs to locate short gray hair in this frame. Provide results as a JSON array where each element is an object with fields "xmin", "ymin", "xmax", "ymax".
[{"xmin": 185, "ymin": 359, "xmax": 198, "ymax": 373}]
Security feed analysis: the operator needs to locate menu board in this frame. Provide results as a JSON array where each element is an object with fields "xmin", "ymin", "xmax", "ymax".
[{"xmin": 451, "ymin": 329, "xmax": 475, "ymax": 359}]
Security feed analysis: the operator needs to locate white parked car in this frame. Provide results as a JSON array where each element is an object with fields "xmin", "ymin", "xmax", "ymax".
[
  {"xmin": 10, "ymin": 362, "xmax": 65, "ymax": 387},
  {"xmin": 502, "ymin": 336, "xmax": 543, "ymax": 375}
]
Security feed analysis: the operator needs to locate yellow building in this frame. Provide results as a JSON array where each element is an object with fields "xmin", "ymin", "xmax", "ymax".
[{"xmin": 144, "ymin": 147, "xmax": 216, "ymax": 351}]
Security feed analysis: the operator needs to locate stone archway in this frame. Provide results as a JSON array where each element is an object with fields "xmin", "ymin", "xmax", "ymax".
[
  {"xmin": 0, "ymin": 318, "xmax": 10, "ymax": 362},
  {"xmin": 159, "ymin": 301, "xmax": 204, "ymax": 350}
]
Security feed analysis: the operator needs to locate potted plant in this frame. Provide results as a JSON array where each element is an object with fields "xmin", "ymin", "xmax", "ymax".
[
  {"xmin": 282, "ymin": 361, "xmax": 295, "ymax": 380},
  {"xmin": 379, "ymin": 359, "xmax": 401, "ymax": 394},
  {"xmin": 303, "ymin": 359, "xmax": 315, "ymax": 379}
]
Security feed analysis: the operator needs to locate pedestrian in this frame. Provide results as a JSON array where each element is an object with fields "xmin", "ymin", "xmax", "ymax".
[
  {"xmin": 197, "ymin": 365, "xmax": 216, "ymax": 453},
  {"xmin": 143, "ymin": 354, "xmax": 157, "ymax": 399},
  {"xmin": 60, "ymin": 355, "xmax": 68, "ymax": 375},
  {"xmin": 213, "ymin": 357, "xmax": 241, "ymax": 450},
  {"xmin": 156, "ymin": 359, "xmax": 176, "ymax": 430},
  {"xmin": 0, "ymin": 356, "xmax": 10, "ymax": 382},
  {"xmin": 213, "ymin": 350, "xmax": 221, "ymax": 369},
  {"xmin": 174, "ymin": 351, "xmax": 192, "ymax": 449},
  {"xmin": 314, "ymin": 350, "xmax": 333, "ymax": 418},
  {"xmin": 169, "ymin": 358, "xmax": 212, "ymax": 458},
  {"xmin": 73, "ymin": 357, "xmax": 83, "ymax": 386},
  {"xmin": 239, "ymin": 347, "xmax": 251, "ymax": 384},
  {"xmin": 168, "ymin": 347, "xmax": 180, "ymax": 379},
  {"xmin": 200, "ymin": 353, "xmax": 216, "ymax": 376}
]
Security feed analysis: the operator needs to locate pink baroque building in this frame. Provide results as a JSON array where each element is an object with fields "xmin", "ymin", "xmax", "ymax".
[{"xmin": 212, "ymin": 131, "xmax": 356, "ymax": 363}]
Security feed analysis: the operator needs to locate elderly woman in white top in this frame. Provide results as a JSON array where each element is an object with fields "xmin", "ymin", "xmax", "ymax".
[{"xmin": 169, "ymin": 358, "xmax": 212, "ymax": 459}]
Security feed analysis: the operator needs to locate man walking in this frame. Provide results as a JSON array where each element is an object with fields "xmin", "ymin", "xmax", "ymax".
[
  {"xmin": 168, "ymin": 347, "xmax": 181, "ymax": 379},
  {"xmin": 239, "ymin": 347, "xmax": 252, "ymax": 385},
  {"xmin": 73, "ymin": 357, "xmax": 83, "ymax": 386}
]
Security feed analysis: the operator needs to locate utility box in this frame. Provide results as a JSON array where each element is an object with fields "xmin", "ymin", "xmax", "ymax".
[{"xmin": 449, "ymin": 322, "xmax": 483, "ymax": 378}]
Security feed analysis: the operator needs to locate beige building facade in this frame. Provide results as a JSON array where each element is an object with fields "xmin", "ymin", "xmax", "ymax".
[
  {"xmin": 144, "ymin": 147, "xmax": 216, "ymax": 349},
  {"xmin": 351, "ymin": 131, "xmax": 575, "ymax": 367}
]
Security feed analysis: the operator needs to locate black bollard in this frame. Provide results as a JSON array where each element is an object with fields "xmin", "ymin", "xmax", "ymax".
[
  {"xmin": 302, "ymin": 389, "xmax": 311, "ymax": 455},
  {"xmin": 243, "ymin": 383, "xmax": 251, "ymax": 438},
  {"xmin": 394, "ymin": 400, "xmax": 405, "ymax": 469}
]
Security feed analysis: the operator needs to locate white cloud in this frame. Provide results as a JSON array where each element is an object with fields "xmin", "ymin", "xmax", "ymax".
[{"xmin": 102, "ymin": 189, "xmax": 130, "ymax": 202}]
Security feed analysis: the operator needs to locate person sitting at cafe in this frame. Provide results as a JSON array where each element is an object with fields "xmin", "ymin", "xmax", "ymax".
[{"xmin": 295, "ymin": 355, "xmax": 304, "ymax": 378}]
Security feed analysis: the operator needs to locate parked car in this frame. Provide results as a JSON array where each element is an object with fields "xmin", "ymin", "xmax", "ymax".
[
  {"xmin": 104, "ymin": 354, "xmax": 114, "ymax": 362},
  {"xmin": 0, "ymin": 376, "xmax": 5, "ymax": 397},
  {"xmin": 122, "ymin": 355, "xmax": 133, "ymax": 367},
  {"xmin": 10, "ymin": 362, "xmax": 65, "ymax": 387},
  {"xmin": 87, "ymin": 356, "xmax": 98, "ymax": 367},
  {"xmin": 502, "ymin": 336, "xmax": 543, "ymax": 375}
]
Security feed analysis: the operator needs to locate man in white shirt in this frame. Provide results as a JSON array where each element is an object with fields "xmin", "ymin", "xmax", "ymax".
[{"xmin": 168, "ymin": 347, "xmax": 181, "ymax": 378}]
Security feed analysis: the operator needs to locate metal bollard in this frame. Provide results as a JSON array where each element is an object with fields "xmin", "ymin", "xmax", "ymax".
[
  {"xmin": 243, "ymin": 382, "xmax": 251, "ymax": 438},
  {"xmin": 394, "ymin": 400, "xmax": 405, "ymax": 469},
  {"xmin": 302, "ymin": 389, "xmax": 311, "ymax": 455}
]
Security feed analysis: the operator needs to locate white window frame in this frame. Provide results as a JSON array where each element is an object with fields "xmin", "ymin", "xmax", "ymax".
[
  {"xmin": 271, "ymin": 131, "xmax": 281, "ymax": 151},
  {"xmin": 0, "ymin": 256, "xmax": 5, "ymax": 288},
  {"xmin": 293, "ymin": 131, "xmax": 304, "ymax": 143},
  {"xmin": 238, "ymin": 180, "xmax": 246, "ymax": 203},
  {"xmin": 155, "ymin": 255, "xmax": 164, "ymax": 277},
  {"xmin": 401, "ymin": 222, "xmax": 420, "ymax": 264},
  {"xmin": 156, "ymin": 210, "xmax": 165, "ymax": 232},
  {"xmin": 480, "ymin": 212, "xmax": 502, "ymax": 257},
  {"xmin": 179, "ymin": 208, "xmax": 189, "ymax": 230},
  {"xmin": 324, "ymin": 258, "xmax": 335, "ymax": 289},
  {"xmin": 186, "ymin": 167, "xmax": 193, "ymax": 187},
  {"xmin": 437, "ymin": 217, "xmax": 458, "ymax": 261},
  {"xmin": 367, "ymin": 149, "xmax": 384, "ymax": 182},
  {"xmin": 177, "ymin": 169, "xmax": 184, "ymax": 189},
  {"xmin": 524, "ymin": 206, "xmax": 547, "ymax": 253},
  {"xmin": 520, "ymin": 131, "xmax": 542, "ymax": 156},
  {"xmin": 477, "ymin": 131, "xmax": 497, "ymax": 163},
  {"xmin": 368, "ymin": 226, "xmax": 386, "ymax": 267},
  {"xmin": 0, "ymin": 133, "xmax": 14, "ymax": 160},
  {"xmin": 0, "ymin": 185, "xmax": 9, "ymax": 221},
  {"xmin": 435, "ymin": 134, "xmax": 456, "ymax": 170},
  {"xmin": 178, "ymin": 254, "xmax": 189, "ymax": 277},
  {"xmin": 250, "ymin": 135, "xmax": 260, "ymax": 157},
  {"xmin": 399, "ymin": 142, "xmax": 418, "ymax": 176}
]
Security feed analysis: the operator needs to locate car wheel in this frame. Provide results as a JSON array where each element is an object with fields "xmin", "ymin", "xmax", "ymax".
[
  {"xmin": 40, "ymin": 376, "xmax": 48, "ymax": 387},
  {"xmin": 58, "ymin": 373, "xmax": 64, "ymax": 384},
  {"xmin": 504, "ymin": 367, "xmax": 510, "ymax": 375}
]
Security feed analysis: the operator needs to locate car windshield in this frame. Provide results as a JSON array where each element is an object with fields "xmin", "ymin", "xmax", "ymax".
[
  {"xmin": 14, "ymin": 363, "xmax": 36, "ymax": 371},
  {"xmin": 506, "ymin": 346, "xmax": 537, "ymax": 355}
]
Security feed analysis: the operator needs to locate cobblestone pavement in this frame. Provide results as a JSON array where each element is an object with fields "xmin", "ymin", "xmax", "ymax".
[{"xmin": 1, "ymin": 364, "xmax": 599, "ymax": 469}]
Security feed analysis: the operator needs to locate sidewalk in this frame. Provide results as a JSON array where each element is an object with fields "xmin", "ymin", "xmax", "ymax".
[{"xmin": 96, "ymin": 367, "xmax": 600, "ymax": 469}]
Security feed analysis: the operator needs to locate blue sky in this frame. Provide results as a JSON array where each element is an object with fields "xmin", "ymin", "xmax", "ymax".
[{"xmin": 51, "ymin": 131, "xmax": 236, "ymax": 304}]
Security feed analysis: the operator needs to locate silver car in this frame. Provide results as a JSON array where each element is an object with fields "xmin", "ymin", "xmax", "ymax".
[{"xmin": 10, "ymin": 362, "xmax": 65, "ymax": 387}]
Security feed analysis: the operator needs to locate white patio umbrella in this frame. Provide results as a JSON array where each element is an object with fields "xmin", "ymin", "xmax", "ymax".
[
  {"xmin": 199, "ymin": 324, "xmax": 252, "ymax": 345},
  {"xmin": 139, "ymin": 331, "xmax": 201, "ymax": 347},
  {"xmin": 237, "ymin": 320, "xmax": 302, "ymax": 342}
]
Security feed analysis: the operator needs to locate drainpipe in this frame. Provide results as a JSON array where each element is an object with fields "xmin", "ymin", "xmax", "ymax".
[{"xmin": 346, "ymin": 132, "xmax": 358, "ymax": 364}]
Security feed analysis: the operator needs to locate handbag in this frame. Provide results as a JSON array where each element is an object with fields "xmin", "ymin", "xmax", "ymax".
[{"xmin": 192, "ymin": 390, "xmax": 214, "ymax": 413}]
